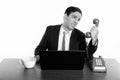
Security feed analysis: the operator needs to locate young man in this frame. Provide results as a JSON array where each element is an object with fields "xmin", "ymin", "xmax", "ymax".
[{"xmin": 35, "ymin": 6, "xmax": 99, "ymax": 61}]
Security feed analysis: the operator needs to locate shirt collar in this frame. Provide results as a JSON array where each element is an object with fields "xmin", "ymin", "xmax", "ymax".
[{"xmin": 60, "ymin": 25, "xmax": 72, "ymax": 35}]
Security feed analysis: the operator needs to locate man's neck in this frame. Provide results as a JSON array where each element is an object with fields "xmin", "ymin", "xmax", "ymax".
[{"xmin": 62, "ymin": 24, "xmax": 72, "ymax": 33}]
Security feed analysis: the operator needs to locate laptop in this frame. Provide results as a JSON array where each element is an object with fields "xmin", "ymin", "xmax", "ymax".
[{"xmin": 39, "ymin": 50, "xmax": 86, "ymax": 70}]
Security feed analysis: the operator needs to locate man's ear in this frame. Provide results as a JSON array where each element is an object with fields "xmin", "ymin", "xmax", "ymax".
[{"xmin": 63, "ymin": 14, "xmax": 68, "ymax": 22}]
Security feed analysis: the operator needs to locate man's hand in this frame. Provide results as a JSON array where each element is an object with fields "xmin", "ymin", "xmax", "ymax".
[
  {"xmin": 35, "ymin": 55, "xmax": 40, "ymax": 63},
  {"xmin": 90, "ymin": 26, "xmax": 99, "ymax": 45}
]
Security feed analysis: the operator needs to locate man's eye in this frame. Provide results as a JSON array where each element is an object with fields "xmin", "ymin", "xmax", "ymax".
[
  {"xmin": 73, "ymin": 16, "xmax": 77, "ymax": 19},
  {"xmin": 72, "ymin": 15, "xmax": 80, "ymax": 21},
  {"xmin": 78, "ymin": 18, "xmax": 80, "ymax": 21}
]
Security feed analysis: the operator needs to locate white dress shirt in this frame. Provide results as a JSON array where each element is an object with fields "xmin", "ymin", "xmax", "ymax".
[{"xmin": 58, "ymin": 25, "xmax": 72, "ymax": 51}]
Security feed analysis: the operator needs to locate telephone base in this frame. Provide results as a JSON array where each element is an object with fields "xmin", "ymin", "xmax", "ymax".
[{"xmin": 86, "ymin": 56, "xmax": 107, "ymax": 73}]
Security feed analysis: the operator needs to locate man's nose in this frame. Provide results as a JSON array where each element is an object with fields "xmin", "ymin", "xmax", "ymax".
[{"xmin": 74, "ymin": 20, "xmax": 78, "ymax": 25}]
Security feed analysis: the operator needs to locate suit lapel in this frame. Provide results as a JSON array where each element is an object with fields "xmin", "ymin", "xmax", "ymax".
[
  {"xmin": 70, "ymin": 29, "xmax": 74, "ymax": 50},
  {"xmin": 53, "ymin": 25, "xmax": 61, "ymax": 50},
  {"xmin": 69, "ymin": 29, "xmax": 78, "ymax": 50}
]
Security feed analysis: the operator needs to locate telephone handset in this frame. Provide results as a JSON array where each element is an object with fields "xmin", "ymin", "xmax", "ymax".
[
  {"xmin": 88, "ymin": 56, "xmax": 107, "ymax": 73},
  {"xmin": 86, "ymin": 18, "xmax": 99, "ymax": 38}
]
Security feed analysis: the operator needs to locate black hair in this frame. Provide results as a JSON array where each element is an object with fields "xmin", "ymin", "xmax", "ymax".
[{"xmin": 64, "ymin": 6, "xmax": 82, "ymax": 16}]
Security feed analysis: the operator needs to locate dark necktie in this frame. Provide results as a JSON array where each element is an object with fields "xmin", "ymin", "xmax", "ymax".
[{"xmin": 62, "ymin": 32, "xmax": 65, "ymax": 51}]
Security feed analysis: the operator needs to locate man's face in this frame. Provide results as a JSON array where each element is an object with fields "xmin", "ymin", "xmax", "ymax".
[{"xmin": 64, "ymin": 11, "xmax": 82, "ymax": 30}]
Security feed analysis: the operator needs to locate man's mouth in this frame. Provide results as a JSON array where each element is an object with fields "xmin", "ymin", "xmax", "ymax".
[{"xmin": 71, "ymin": 23, "xmax": 76, "ymax": 27}]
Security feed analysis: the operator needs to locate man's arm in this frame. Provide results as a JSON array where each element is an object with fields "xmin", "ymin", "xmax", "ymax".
[
  {"xmin": 87, "ymin": 39, "xmax": 98, "ymax": 59},
  {"xmin": 34, "ymin": 27, "xmax": 49, "ymax": 62},
  {"xmin": 35, "ymin": 27, "xmax": 49, "ymax": 54},
  {"xmin": 87, "ymin": 26, "xmax": 99, "ymax": 59}
]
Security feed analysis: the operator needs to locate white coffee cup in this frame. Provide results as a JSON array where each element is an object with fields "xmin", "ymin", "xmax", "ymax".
[{"xmin": 20, "ymin": 56, "xmax": 37, "ymax": 68}]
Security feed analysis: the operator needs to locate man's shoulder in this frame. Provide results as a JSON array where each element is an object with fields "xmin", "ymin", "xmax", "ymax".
[
  {"xmin": 74, "ymin": 28, "xmax": 85, "ymax": 36},
  {"xmin": 47, "ymin": 24, "xmax": 61, "ymax": 30}
]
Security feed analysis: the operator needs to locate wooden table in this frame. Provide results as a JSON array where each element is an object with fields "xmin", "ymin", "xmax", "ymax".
[{"xmin": 0, "ymin": 58, "xmax": 120, "ymax": 80}]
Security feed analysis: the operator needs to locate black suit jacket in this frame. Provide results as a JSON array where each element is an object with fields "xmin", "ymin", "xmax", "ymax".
[{"xmin": 35, "ymin": 24, "xmax": 98, "ymax": 58}]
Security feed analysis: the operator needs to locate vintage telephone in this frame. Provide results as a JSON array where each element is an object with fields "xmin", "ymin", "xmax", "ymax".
[
  {"xmin": 87, "ymin": 56, "xmax": 107, "ymax": 73},
  {"xmin": 86, "ymin": 18, "xmax": 107, "ymax": 73}
]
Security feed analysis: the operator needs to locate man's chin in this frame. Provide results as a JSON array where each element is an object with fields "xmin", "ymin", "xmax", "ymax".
[
  {"xmin": 66, "ymin": 26, "xmax": 75, "ymax": 31},
  {"xmin": 68, "ymin": 28, "xmax": 74, "ymax": 31},
  {"xmin": 70, "ymin": 26, "xmax": 75, "ymax": 30}
]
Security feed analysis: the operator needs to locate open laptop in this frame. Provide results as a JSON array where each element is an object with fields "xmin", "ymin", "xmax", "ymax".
[{"xmin": 39, "ymin": 50, "xmax": 86, "ymax": 70}]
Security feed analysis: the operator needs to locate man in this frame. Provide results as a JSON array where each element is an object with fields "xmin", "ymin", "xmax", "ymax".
[{"xmin": 34, "ymin": 6, "xmax": 99, "ymax": 61}]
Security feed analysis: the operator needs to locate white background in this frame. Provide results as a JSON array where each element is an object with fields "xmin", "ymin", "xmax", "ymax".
[{"xmin": 0, "ymin": 0, "xmax": 120, "ymax": 62}]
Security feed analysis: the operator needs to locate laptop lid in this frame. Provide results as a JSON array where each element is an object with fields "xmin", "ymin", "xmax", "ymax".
[{"xmin": 39, "ymin": 50, "xmax": 86, "ymax": 70}]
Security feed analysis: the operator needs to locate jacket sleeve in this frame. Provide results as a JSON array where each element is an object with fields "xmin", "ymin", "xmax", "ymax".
[
  {"xmin": 34, "ymin": 27, "xmax": 49, "ymax": 56},
  {"xmin": 87, "ymin": 39, "xmax": 98, "ymax": 59}
]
